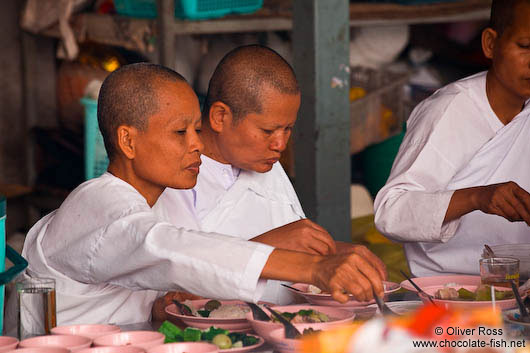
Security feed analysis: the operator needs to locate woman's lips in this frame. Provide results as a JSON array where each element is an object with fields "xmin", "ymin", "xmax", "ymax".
[
  {"xmin": 186, "ymin": 161, "xmax": 201, "ymax": 174},
  {"xmin": 265, "ymin": 158, "xmax": 280, "ymax": 165}
]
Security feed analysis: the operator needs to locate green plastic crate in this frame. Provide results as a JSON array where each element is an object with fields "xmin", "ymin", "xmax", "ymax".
[
  {"xmin": 114, "ymin": 0, "xmax": 263, "ymax": 20},
  {"xmin": 81, "ymin": 98, "xmax": 109, "ymax": 180},
  {"xmin": 360, "ymin": 128, "xmax": 405, "ymax": 199}
]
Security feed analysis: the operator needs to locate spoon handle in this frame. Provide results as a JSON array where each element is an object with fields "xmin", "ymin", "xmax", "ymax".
[
  {"xmin": 510, "ymin": 280, "xmax": 530, "ymax": 320},
  {"xmin": 400, "ymin": 270, "xmax": 436, "ymax": 305}
]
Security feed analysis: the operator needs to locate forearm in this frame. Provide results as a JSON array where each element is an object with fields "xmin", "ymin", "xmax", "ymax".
[
  {"xmin": 260, "ymin": 249, "xmax": 319, "ymax": 284},
  {"xmin": 443, "ymin": 186, "xmax": 482, "ymax": 223}
]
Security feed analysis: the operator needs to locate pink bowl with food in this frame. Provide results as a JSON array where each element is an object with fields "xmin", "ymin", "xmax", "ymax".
[
  {"xmin": 93, "ymin": 331, "xmax": 165, "ymax": 350},
  {"xmin": 52, "ymin": 324, "xmax": 121, "ymax": 340},
  {"xmin": 246, "ymin": 304, "xmax": 355, "ymax": 342},
  {"xmin": 19, "ymin": 335, "xmax": 92, "ymax": 352},
  {"xmin": 268, "ymin": 323, "xmax": 327, "ymax": 353},
  {"xmin": 77, "ymin": 346, "xmax": 145, "ymax": 353},
  {"xmin": 165, "ymin": 300, "xmax": 252, "ymax": 332},
  {"xmin": 0, "ymin": 337, "xmax": 18, "ymax": 353},
  {"xmin": 418, "ymin": 284, "xmax": 522, "ymax": 310},
  {"xmin": 285, "ymin": 282, "xmax": 400, "ymax": 308},
  {"xmin": 5, "ymin": 347, "xmax": 70, "ymax": 353},
  {"xmin": 147, "ymin": 342, "xmax": 218, "ymax": 353}
]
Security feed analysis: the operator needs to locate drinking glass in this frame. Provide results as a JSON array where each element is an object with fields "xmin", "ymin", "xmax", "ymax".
[
  {"xmin": 16, "ymin": 277, "xmax": 57, "ymax": 340},
  {"xmin": 479, "ymin": 257, "xmax": 520, "ymax": 288}
]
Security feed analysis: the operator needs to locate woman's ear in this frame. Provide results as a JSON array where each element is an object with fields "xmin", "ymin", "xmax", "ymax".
[
  {"xmin": 482, "ymin": 27, "xmax": 498, "ymax": 60},
  {"xmin": 209, "ymin": 101, "xmax": 233, "ymax": 133},
  {"xmin": 116, "ymin": 125, "xmax": 138, "ymax": 159}
]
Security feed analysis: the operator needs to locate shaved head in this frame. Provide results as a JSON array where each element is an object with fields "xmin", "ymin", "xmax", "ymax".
[
  {"xmin": 97, "ymin": 63, "xmax": 186, "ymax": 160},
  {"xmin": 204, "ymin": 45, "xmax": 299, "ymax": 123},
  {"xmin": 490, "ymin": 0, "xmax": 530, "ymax": 37}
]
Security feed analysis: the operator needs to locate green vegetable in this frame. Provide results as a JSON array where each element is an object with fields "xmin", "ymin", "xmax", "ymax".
[
  {"xmin": 474, "ymin": 285, "xmax": 515, "ymax": 301},
  {"xmin": 232, "ymin": 341, "xmax": 243, "ymax": 348},
  {"xmin": 197, "ymin": 310, "xmax": 210, "ymax": 317},
  {"xmin": 272, "ymin": 312, "xmax": 296, "ymax": 323},
  {"xmin": 204, "ymin": 300, "xmax": 222, "ymax": 311},
  {"xmin": 457, "ymin": 288, "xmax": 476, "ymax": 301},
  {"xmin": 317, "ymin": 312, "xmax": 330, "ymax": 322},
  {"xmin": 298, "ymin": 309, "xmax": 314, "ymax": 316},
  {"xmin": 242, "ymin": 335, "xmax": 258, "ymax": 346},
  {"xmin": 201, "ymin": 326, "xmax": 229, "ymax": 341},
  {"xmin": 496, "ymin": 290, "xmax": 514, "ymax": 300},
  {"xmin": 212, "ymin": 334, "xmax": 232, "ymax": 349},
  {"xmin": 158, "ymin": 321, "xmax": 184, "ymax": 343},
  {"xmin": 183, "ymin": 327, "xmax": 202, "ymax": 342},
  {"xmin": 228, "ymin": 332, "xmax": 246, "ymax": 343}
]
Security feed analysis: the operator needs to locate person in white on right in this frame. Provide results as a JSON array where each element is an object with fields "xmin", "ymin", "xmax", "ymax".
[{"xmin": 374, "ymin": 0, "xmax": 530, "ymax": 277}]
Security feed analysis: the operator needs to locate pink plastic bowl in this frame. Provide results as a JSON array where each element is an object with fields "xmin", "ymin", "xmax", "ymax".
[
  {"xmin": 268, "ymin": 323, "xmax": 327, "ymax": 353},
  {"xmin": 147, "ymin": 342, "xmax": 219, "ymax": 353},
  {"xmin": 246, "ymin": 304, "xmax": 355, "ymax": 342},
  {"xmin": 93, "ymin": 331, "xmax": 165, "ymax": 350},
  {"xmin": 5, "ymin": 347, "xmax": 70, "ymax": 353},
  {"xmin": 19, "ymin": 335, "xmax": 92, "ymax": 352},
  {"xmin": 418, "ymin": 285, "xmax": 522, "ymax": 310},
  {"xmin": 52, "ymin": 325, "xmax": 121, "ymax": 340},
  {"xmin": 0, "ymin": 337, "xmax": 18, "ymax": 353},
  {"xmin": 77, "ymin": 346, "xmax": 146, "ymax": 353}
]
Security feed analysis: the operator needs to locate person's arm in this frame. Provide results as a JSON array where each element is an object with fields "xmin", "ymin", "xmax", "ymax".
[
  {"xmin": 261, "ymin": 249, "xmax": 384, "ymax": 303},
  {"xmin": 374, "ymin": 93, "xmax": 497, "ymax": 243},
  {"xmin": 444, "ymin": 182, "xmax": 530, "ymax": 225},
  {"xmin": 250, "ymin": 219, "xmax": 337, "ymax": 255}
]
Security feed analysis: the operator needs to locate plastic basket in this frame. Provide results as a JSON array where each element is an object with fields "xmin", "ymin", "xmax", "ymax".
[
  {"xmin": 81, "ymin": 98, "xmax": 109, "ymax": 180},
  {"xmin": 350, "ymin": 67, "xmax": 409, "ymax": 155},
  {"xmin": 113, "ymin": 0, "xmax": 263, "ymax": 20}
]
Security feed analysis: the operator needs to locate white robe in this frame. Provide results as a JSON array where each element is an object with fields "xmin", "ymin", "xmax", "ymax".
[
  {"xmin": 374, "ymin": 71, "xmax": 530, "ymax": 276},
  {"xmin": 155, "ymin": 156, "xmax": 305, "ymax": 304},
  {"xmin": 5, "ymin": 173, "xmax": 273, "ymax": 328}
]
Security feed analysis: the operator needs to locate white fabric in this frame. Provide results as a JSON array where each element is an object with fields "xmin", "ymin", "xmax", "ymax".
[
  {"xmin": 155, "ymin": 156, "xmax": 305, "ymax": 304},
  {"xmin": 374, "ymin": 71, "xmax": 530, "ymax": 276},
  {"xmin": 6, "ymin": 173, "xmax": 273, "ymax": 327}
]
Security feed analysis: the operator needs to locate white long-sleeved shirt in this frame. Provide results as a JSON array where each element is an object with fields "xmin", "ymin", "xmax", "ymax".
[
  {"xmin": 6, "ymin": 172, "xmax": 273, "ymax": 327},
  {"xmin": 374, "ymin": 71, "xmax": 530, "ymax": 276},
  {"xmin": 154, "ymin": 156, "xmax": 305, "ymax": 304}
]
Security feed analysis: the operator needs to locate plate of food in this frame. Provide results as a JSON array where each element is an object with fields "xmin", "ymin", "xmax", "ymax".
[
  {"xmin": 400, "ymin": 275, "xmax": 481, "ymax": 292},
  {"xmin": 285, "ymin": 281, "xmax": 400, "ymax": 307},
  {"xmin": 158, "ymin": 321, "xmax": 264, "ymax": 353},
  {"xmin": 246, "ymin": 304, "xmax": 355, "ymax": 341},
  {"xmin": 418, "ymin": 284, "xmax": 522, "ymax": 310},
  {"xmin": 165, "ymin": 299, "xmax": 254, "ymax": 332}
]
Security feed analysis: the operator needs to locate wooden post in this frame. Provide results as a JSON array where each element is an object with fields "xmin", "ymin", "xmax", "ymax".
[
  {"xmin": 292, "ymin": 0, "xmax": 351, "ymax": 241},
  {"xmin": 156, "ymin": 0, "xmax": 175, "ymax": 68}
]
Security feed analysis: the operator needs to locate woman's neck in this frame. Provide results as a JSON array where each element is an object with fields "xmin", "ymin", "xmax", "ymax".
[{"xmin": 486, "ymin": 70, "xmax": 526, "ymax": 125}]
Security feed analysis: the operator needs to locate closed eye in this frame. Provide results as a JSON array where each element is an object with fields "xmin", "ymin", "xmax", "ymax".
[{"xmin": 175, "ymin": 130, "xmax": 186, "ymax": 135}]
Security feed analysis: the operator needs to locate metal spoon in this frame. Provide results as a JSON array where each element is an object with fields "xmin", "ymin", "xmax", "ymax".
[
  {"xmin": 510, "ymin": 280, "xmax": 530, "ymax": 323},
  {"xmin": 372, "ymin": 288, "xmax": 396, "ymax": 316},
  {"xmin": 400, "ymin": 270, "xmax": 436, "ymax": 305},
  {"xmin": 172, "ymin": 299, "xmax": 193, "ymax": 316},
  {"xmin": 280, "ymin": 283, "xmax": 304, "ymax": 293},
  {"xmin": 245, "ymin": 302, "xmax": 271, "ymax": 322},
  {"xmin": 266, "ymin": 306, "xmax": 302, "ymax": 339},
  {"xmin": 484, "ymin": 244, "xmax": 496, "ymax": 258}
]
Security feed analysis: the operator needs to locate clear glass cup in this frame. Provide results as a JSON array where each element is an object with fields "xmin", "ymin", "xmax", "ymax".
[
  {"xmin": 16, "ymin": 277, "xmax": 57, "ymax": 340},
  {"xmin": 479, "ymin": 257, "xmax": 520, "ymax": 288}
]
